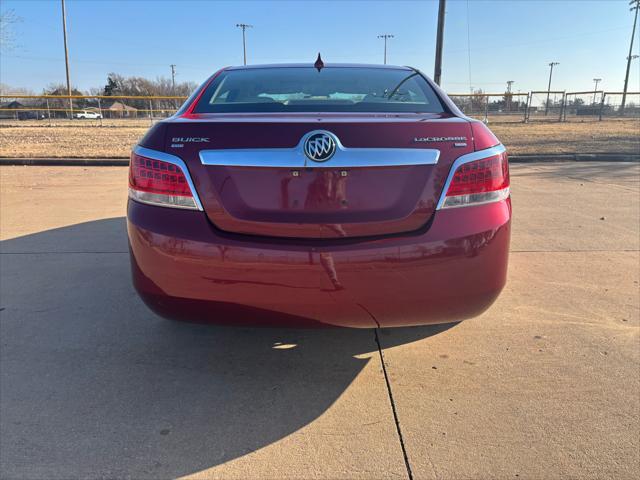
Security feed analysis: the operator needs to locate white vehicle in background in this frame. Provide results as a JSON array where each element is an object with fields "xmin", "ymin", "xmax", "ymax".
[{"xmin": 74, "ymin": 110, "xmax": 102, "ymax": 119}]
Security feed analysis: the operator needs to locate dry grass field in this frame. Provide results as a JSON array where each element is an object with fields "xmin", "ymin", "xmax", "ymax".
[
  {"xmin": 0, "ymin": 118, "xmax": 638, "ymax": 158},
  {"xmin": 0, "ymin": 123, "xmax": 145, "ymax": 158},
  {"xmin": 495, "ymin": 119, "xmax": 640, "ymax": 156}
]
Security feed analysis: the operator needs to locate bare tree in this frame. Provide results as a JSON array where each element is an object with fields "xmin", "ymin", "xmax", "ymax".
[
  {"xmin": 470, "ymin": 88, "xmax": 486, "ymax": 113},
  {"xmin": 0, "ymin": 83, "xmax": 34, "ymax": 96},
  {"xmin": 98, "ymin": 73, "xmax": 196, "ymax": 115},
  {"xmin": 102, "ymin": 73, "xmax": 195, "ymax": 98}
]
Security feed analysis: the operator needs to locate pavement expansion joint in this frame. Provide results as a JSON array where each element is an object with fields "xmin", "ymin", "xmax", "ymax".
[{"xmin": 374, "ymin": 328, "xmax": 415, "ymax": 480}]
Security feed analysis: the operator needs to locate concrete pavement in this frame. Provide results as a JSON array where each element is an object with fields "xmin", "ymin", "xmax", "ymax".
[{"xmin": 0, "ymin": 162, "xmax": 638, "ymax": 479}]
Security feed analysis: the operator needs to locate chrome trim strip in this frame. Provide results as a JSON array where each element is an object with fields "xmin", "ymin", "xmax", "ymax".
[
  {"xmin": 132, "ymin": 145, "xmax": 204, "ymax": 211},
  {"xmin": 435, "ymin": 144, "xmax": 507, "ymax": 210},
  {"xmin": 199, "ymin": 130, "xmax": 440, "ymax": 168}
]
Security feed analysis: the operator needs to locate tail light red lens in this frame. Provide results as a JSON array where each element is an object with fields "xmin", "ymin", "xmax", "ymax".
[
  {"xmin": 442, "ymin": 152, "xmax": 510, "ymax": 208},
  {"xmin": 128, "ymin": 153, "xmax": 198, "ymax": 209}
]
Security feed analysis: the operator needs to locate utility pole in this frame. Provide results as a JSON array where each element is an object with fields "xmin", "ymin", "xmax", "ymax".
[
  {"xmin": 506, "ymin": 80, "xmax": 514, "ymax": 112},
  {"xmin": 377, "ymin": 34, "xmax": 394, "ymax": 65},
  {"xmin": 545, "ymin": 61, "xmax": 559, "ymax": 115},
  {"xmin": 621, "ymin": 0, "xmax": 639, "ymax": 113},
  {"xmin": 592, "ymin": 78, "xmax": 602, "ymax": 104},
  {"xmin": 61, "ymin": 0, "xmax": 72, "ymax": 117},
  {"xmin": 236, "ymin": 23, "xmax": 253, "ymax": 65},
  {"xmin": 433, "ymin": 0, "xmax": 446, "ymax": 85},
  {"xmin": 170, "ymin": 64, "xmax": 176, "ymax": 93}
]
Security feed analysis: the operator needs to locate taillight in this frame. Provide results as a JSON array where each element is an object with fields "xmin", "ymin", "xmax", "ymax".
[
  {"xmin": 128, "ymin": 152, "xmax": 199, "ymax": 210},
  {"xmin": 441, "ymin": 152, "xmax": 510, "ymax": 208}
]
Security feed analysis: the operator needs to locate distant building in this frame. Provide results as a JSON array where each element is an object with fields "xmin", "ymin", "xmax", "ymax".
[
  {"xmin": 103, "ymin": 101, "xmax": 138, "ymax": 118},
  {"xmin": 0, "ymin": 101, "xmax": 25, "ymax": 119}
]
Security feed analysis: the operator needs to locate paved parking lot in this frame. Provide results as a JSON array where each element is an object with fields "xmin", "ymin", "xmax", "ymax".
[{"xmin": 1, "ymin": 162, "xmax": 638, "ymax": 479}]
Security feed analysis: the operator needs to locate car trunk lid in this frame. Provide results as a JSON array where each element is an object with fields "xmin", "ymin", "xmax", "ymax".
[{"xmin": 164, "ymin": 113, "xmax": 473, "ymax": 239}]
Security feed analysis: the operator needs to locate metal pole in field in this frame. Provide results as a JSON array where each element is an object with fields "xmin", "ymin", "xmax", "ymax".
[
  {"xmin": 433, "ymin": 0, "xmax": 446, "ymax": 85},
  {"xmin": 97, "ymin": 97, "xmax": 103, "ymax": 127},
  {"xmin": 61, "ymin": 0, "xmax": 73, "ymax": 118},
  {"xmin": 506, "ymin": 80, "xmax": 514, "ymax": 111},
  {"xmin": 484, "ymin": 94, "xmax": 489, "ymax": 123},
  {"xmin": 46, "ymin": 98, "xmax": 51, "ymax": 126},
  {"xmin": 592, "ymin": 78, "xmax": 602, "ymax": 104},
  {"xmin": 170, "ymin": 64, "xmax": 177, "ymax": 110},
  {"xmin": 377, "ymin": 34, "xmax": 394, "ymax": 65},
  {"xmin": 170, "ymin": 64, "xmax": 176, "ymax": 92},
  {"xmin": 545, "ymin": 62, "xmax": 559, "ymax": 115},
  {"xmin": 236, "ymin": 23, "xmax": 253, "ymax": 65},
  {"xmin": 621, "ymin": 0, "xmax": 639, "ymax": 113},
  {"xmin": 559, "ymin": 91, "xmax": 566, "ymax": 122},
  {"xmin": 598, "ymin": 92, "xmax": 606, "ymax": 121}
]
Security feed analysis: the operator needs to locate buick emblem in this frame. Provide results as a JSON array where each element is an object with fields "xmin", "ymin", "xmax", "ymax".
[{"xmin": 304, "ymin": 132, "xmax": 337, "ymax": 162}]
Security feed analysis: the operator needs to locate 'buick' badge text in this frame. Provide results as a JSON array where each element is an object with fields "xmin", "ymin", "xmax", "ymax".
[
  {"xmin": 171, "ymin": 137, "xmax": 210, "ymax": 148},
  {"xmin": 172, "ymin": 137, "xmax": 210, "ymax": 143}
]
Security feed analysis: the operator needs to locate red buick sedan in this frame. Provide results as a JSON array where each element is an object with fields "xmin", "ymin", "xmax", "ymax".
[{"xmin": 127, "ymin": 64, "xmax": 511, "ymax": 328}]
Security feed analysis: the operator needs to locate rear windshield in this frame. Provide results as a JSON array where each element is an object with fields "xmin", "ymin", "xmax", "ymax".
[{"xmin": 193, "ymin": 67, "xmax": 445, "ymax": 113}]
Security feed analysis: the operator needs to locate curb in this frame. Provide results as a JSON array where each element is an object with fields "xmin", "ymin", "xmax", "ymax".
[
  {"xmin": 0, "ymin": 158, "xmax": 129, "ymax": 166},
  {"xmin": 509, "ymin": 153, "xmax": 639, "ymax": 163},
  {"xmin": 1, "ymin": 153, "xmax": 638, "ymax": 166}
]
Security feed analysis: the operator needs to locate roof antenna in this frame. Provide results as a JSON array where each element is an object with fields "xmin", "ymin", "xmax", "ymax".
[{"xmin": 314, "ymin": 52, "xmax": 324, "ymax": 72}]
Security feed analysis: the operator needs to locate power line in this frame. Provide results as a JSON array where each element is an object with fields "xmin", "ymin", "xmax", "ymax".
[
  {"xmin": 377, "ymin": 34, "xmax": 394, "ymax": 65},
  {"xmin": 447, "ymin": 25, "xmax": 631, "ymax": 56},
  {"xmin": 2, "ymin": 53, "xmax": 204, "ymax": 69},
  {"xmin": 236, "ymin": 23, "xmax": 253, "ymax": 66}
]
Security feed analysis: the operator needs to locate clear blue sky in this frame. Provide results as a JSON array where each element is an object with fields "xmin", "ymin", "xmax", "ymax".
[{"xmin": 1, "ymin": 0, "xmax": 638, "ymax": 94}]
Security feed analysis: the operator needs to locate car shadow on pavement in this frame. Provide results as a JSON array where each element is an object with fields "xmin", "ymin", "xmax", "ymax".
[{"xmin": 0, "ymin": 218, "xmax": 455, "ymax": 478}]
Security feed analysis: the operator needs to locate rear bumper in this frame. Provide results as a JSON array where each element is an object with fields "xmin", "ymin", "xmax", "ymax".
[{"xmin": 127, "ymin": 198, "xmax": 511, "ymax": 328}]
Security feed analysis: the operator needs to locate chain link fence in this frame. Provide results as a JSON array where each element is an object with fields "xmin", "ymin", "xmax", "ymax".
[
  {"xmin": 560, "ymin": 91, "xmax": 640, "ymax": 121},
  {"xmin": 524, "ymin": 91, "xmax": 565, "ymax": 122},
  {"xmin": 0, "ymin": 95, "xmax": 187, "ymax": 126},
  {"xmin": 448, "ymin": 93, "xmax": 529, "ymax": 123},
  {"xmin": 1, "ymin": 91, "xmax": 638, "ymax": 127},
  {"xmin": 562, "ymin": 91, "xmax": 603, "ymax": 121},
  {"xmin": 598, "ymin": 92, "xmax": 640, "ymax": 119}
]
